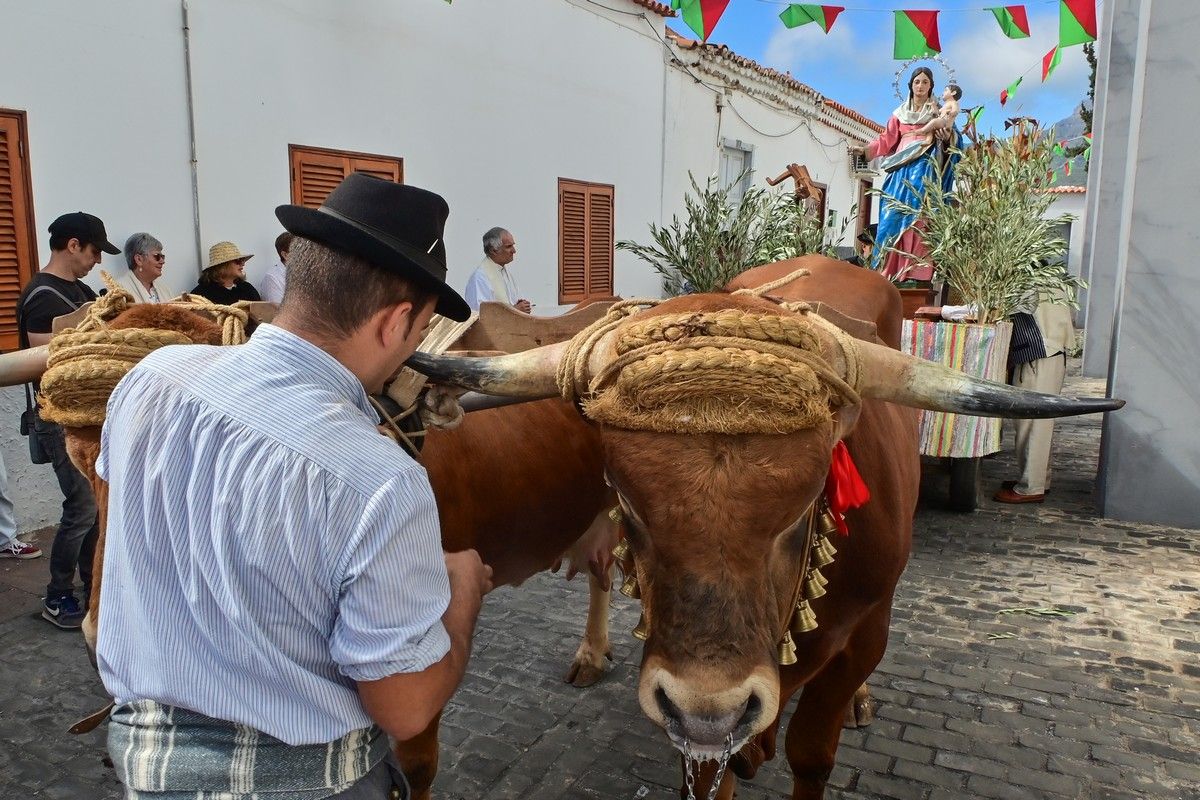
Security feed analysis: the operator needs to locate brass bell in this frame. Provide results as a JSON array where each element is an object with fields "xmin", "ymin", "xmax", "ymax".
[
  {"xmin": 791, "ymin": 600, "xmax": 819, "ymax": 634},
  {"xmin": 632, "ymin": 612, "xmax": 649, "ymax": 641},
  {"xmin": 803, "ymin": 569, "xmax": 827, "ymax": 600},
  {"xmin": 612, "ymin": 539, "xmax": 631, "ymax": 562},
  {"xmin": 778, "ymin": 631, "xmax": 798, "ymax": 665},
  {"xmin": 608, "ymin": 505, "xmax": 623, "ymax": 524},
  {"xmin": 811, "ymin": 538, "xmax": 834, "ymax": 569},
  {"xmin": 812, "ymin": 568, "xmax": 828, "ymax": 588},
  {"xmin": 819, "ymin": 509, "xmax": 840, "ymax": 537},
  {"xmin": 620, "ymin": 572, "xmax": 641, "ymax": 599},
  {"xmin": 818, "ymin": 535, "xmax": 837, "ymax": 560}
]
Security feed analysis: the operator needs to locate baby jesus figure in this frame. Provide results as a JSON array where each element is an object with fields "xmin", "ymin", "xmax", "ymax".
[{"xmin": 914, "ymin": 84, "xmax": 962, "ymax": 142}]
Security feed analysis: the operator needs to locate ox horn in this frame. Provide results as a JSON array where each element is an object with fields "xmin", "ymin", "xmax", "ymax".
[
  {"xmin": 404, "ymin": 331, "xmax": 618, "ymax": 401},
  {"xmin": 853, "ymin": 338, "xmax": 1124, "ymax": 418},
  {"xmin": 0, "ymin": 346, "xmax": 50, "ymax": 388}
]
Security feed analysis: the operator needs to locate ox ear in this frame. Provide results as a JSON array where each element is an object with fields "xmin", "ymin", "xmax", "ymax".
[{"xmin": 854, "ymin": 338, "xmax": 1125, "ymax": 418}]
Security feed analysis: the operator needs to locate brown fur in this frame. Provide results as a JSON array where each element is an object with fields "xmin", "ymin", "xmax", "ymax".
[{"xmin": 106, "ymin": 304, "xmax": 225, "ymax": 344}]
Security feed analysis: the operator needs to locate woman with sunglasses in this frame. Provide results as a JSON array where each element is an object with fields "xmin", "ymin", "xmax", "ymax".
[
  {"xmin": 117, "ymin": 232, "xmax": 169, "ymax": 303},
  {"xmin": 191, "ymin": 241, "xmax": 262, "ymax": 305}
]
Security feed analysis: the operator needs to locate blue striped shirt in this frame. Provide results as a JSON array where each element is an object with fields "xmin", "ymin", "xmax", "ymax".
[{"xmin": 96, "ymin": 323, "xmax": 451, "ymax": 745}]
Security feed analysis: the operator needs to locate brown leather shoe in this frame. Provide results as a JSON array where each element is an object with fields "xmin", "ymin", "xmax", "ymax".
[{"xmin": 993, "ymin": 487, "xmax": 1045, "ymax": 504}]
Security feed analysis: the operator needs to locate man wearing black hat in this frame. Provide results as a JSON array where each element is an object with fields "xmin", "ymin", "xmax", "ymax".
[
  {"xmin": 845, "ymin": 223, "xmax": 878, "ymax": 268},
  {"xmin": 18, "ymin": 212, "xmax": 118, "ymax": 630},
  {"xmin": 97, "ymin": 175, "xmax": 491, "ymax": 798}
]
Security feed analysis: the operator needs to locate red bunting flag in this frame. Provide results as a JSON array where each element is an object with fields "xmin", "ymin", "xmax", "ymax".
[
  {"xmin": 1059, "ymin": 0, "xmax": 1098, "ymax": 46},
  {"xmin": 894, "ymin": 10, "xmax": 941, "ymax": 59},
  {"xmin": 1042, "ymin": 45, "xmax": 1062, "ymax": 81},
  {"xmin": 779, "ymin": 4, "xmax": 844, "ymax": 33},
  {"xmin": 1000, "ymin": 76, "xmax": 1022, "ymax": 106},
  {"xmin": 676, "ymin": 0, "xmax": 732, "ymax": 42},
  {"xmin": 1064, "ymin": 159, "xmax": 1073, "ymax": 177},
  {"xmin": 988, "ymin": 6, "xmax": 1031, "ymax": 39}
]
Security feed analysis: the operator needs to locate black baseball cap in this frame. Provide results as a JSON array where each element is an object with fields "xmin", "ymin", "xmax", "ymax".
[{"xmin": 48, "ymin": 212, "xmax": 120, "ymax": 255}]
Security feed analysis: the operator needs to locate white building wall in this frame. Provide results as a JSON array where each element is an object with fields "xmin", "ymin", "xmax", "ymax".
[
  {"xmin": 658, "ymin": 49, "xmax": 873, "ymax": 278},
  {"xmin": 187, "ymin": 0, "xmax": 669, "ymax": 308}
]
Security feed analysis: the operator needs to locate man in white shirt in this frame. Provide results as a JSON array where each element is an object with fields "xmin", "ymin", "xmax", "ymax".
[
  {"xmin": 261, "ymin": 231, "xmax": 294, "ymax": 305},
  {"xmin": 463, "ymin": 227, "xmax": 531, "ymax": 313}
]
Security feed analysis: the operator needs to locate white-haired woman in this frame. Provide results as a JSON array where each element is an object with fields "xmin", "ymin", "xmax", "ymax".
[{"xmin": 117, "ymin": 232, "xmax": 169, "ymax": 303}]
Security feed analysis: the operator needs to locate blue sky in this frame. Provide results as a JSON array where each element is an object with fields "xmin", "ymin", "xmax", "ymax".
[{"xmin": 665, "ymin": 0, "xmax": 1095, "ymax": 137}]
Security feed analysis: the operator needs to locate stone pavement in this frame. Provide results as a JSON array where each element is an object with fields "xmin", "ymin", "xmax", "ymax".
[{"xmin": 1, "ymin": 365, "xmax": 1197, "ymax": 800}]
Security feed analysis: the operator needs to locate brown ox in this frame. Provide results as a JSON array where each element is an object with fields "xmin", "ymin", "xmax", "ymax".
[
  {"xmin": 407, "ymin": 255, "xmax": 1123, "ymax": 799},
  {"xmin": 0, "ymin": 301, "xmax": 617, "ymax": 800}
]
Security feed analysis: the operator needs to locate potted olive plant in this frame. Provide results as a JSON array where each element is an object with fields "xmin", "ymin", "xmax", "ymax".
[
  {"xmin": 887, "ymin": 131, "xmax": 1084, "ymax": 509},
  {"xmin": 618, "ymin": 173, "xmax": 852, "ymax": 295}
]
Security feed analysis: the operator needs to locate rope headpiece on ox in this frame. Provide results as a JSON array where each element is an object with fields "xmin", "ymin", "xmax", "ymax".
[
  {"xmin": 557, "ymin": 270, "xmax": 860, "ymax": 665},
  {"xmin": 36, "ymin": 272, "xmax": 251, "ymax": 429}
]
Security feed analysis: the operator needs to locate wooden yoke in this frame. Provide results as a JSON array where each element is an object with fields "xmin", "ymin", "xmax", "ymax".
[{"xmin": 766, "ymin": 163, "xmax": 825, "ymax": 210}]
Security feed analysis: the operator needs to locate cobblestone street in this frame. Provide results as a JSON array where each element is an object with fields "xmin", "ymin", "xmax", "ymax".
[{"xmin": 1, "ymin": 367, "xmax": 1197, "ymax": 800}]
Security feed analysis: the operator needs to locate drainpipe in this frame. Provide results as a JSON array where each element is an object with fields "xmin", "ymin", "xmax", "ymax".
[{"xmin": 181, "ymin": 0, "xmax": 202, "ymax": 270}]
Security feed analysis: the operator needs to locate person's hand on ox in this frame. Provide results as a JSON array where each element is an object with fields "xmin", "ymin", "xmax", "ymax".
[{"xmin": 514, "ymin": 298, "xmax": 532, "ymax": 314}]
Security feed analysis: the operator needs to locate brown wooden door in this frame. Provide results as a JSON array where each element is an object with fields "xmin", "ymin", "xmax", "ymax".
[
  {"xmin": 558, "ymin": 179, "xmax": 614, "ymax": 304},
  {"xmin": 289, "ymin": 145, "xmax": 403, "ymax": 208},
  {"xmin": 0, "ymin": 111, "xmax": 38, "ymax": 352}
]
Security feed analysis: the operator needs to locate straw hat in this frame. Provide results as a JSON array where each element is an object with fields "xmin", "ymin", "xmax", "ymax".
[{"xmin": 207, "ymin": 241, "xmax": 254, "ymax": 269}]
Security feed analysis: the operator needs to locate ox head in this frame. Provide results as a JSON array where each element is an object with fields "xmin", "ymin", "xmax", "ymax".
[{"xmin": 406, "ymin": 292, "xmax": 1124, "ymax": 756}]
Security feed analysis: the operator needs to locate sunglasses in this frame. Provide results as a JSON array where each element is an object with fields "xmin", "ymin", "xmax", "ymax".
[{"xmin": 142, "ymin": 253, "xmax": 166, "ymax": 262}]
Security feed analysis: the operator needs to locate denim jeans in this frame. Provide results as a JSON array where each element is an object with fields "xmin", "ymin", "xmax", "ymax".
[
  {"xmin": 33, "ymin": 415, "xmax": 98, "ymax": 600},
  {"xmin": 0, "ymin": 451, "xmax": 20, "ymax": 547}
]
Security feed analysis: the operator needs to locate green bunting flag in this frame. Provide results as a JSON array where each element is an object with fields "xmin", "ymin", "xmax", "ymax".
[
  {"xmin": 988, "ymin": 6, "xmax": 1031, "ymax": 39},
  {"xmin": 1052, "ymin": 140, "xmax": 1066, "ymax": 156},
  {"xmin": 779, "ymin": 4, "xmax": 845, "ymax": 33},
  {"xmin": 969, "ymin": 105, "xmax": 985, "ymax": 125},
  {"xmin": 894, "ymin": 10, "xmax": 941, "ymax": 59},
  {"xmin": 1042, "ymin": 45, "xmax": 1062, "ymax": 81},
  {"xmin": 1060, "ymin": 0, "xmax": 1098, "ymax": 46},
  {"xmin": 1000, "ymin": 76, "xmax": 1022, "ymax": 106},
  {"xmin": 676, "ymin": 0, "xmax": 732, "ymax": 42}
]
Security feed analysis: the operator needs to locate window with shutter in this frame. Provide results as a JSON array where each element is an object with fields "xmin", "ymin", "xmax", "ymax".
[
  {"xmin": 558, "ymin": 179, "xmax": 615, "ymax": 304},
  {"xmin": 289, "ymin": 144, "xmax": 403, "ymax": 208},
  {"xmin": 0, "ymin": 110, "xmax": 37, "ymax": 352}
]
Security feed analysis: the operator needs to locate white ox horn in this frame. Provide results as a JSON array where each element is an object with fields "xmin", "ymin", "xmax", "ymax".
[
  {"xmin": 405, "ymin": 331, "xmax": 618, "ymax": 402},
  {"xmin": 0, "ymin": 346, "xmax": 50, "ymax": 388},
  {"xmin": 853, "ymin": 337, "xmax": 1124, "ymax": 418}
]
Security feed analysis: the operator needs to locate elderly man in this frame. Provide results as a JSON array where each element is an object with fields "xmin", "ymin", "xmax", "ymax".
[
  {"xmin": 98, "ymin": 174, "xmax": 493, "ymax": 798},
  {"xmin": 18, "ymin": 211, "xmax": 116, "ymax": 629},
  {"xmin": 464, "ymin": 226, "xmax": 531, "ymax": 313}
]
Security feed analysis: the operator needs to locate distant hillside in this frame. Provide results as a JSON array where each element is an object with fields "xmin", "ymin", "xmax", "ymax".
[{"xmin": 1048, "ymin": 108, "xmax": 1090, "ymax": 187}]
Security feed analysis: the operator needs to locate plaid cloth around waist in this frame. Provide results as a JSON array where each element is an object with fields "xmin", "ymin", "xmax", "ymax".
[{"xmin": 109, "ymin": 700, "xmax": 391, "ymax": 799}]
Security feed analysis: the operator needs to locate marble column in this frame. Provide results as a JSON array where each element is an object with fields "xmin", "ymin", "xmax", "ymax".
[
  {"xmin": 1080, "ymin": 0, "xmax": 1141, "ymax": 376},
  {"xmin": 1095, "ymin": 0, "xmax": 1200, "ymax": 526}
]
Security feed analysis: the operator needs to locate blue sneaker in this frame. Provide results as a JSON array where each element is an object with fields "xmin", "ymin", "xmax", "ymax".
[{"xmin": 42, "ymin": 595, "xmax": 85, "ymax": 629}]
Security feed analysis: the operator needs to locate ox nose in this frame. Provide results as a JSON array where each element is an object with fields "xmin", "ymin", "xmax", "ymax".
[{"xmin": 655, "ymin": 685, "xmax": 763, "ymax": 748}]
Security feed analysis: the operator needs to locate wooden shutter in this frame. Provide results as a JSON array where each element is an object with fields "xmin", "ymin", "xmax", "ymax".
[
  {"xmin": 0, "ymin": 111, "xmax": 37, "ymax": 352},
  {"xmin": 558, "ymin": 179, "xmax": 614, "ymax": 304},
  {"xmin": 289, "ymin": 144, "xmax": 403, "ymax": 208}
]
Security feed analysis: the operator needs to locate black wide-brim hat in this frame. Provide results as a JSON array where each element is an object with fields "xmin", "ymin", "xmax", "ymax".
[{"xmin": 276, "ymin": 174, "xmax": 470, "ymax": 321}]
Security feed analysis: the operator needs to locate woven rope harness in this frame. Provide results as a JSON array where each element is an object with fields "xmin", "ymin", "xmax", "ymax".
[
  {"xmin": 574, "ymin": 270, "xmax": 860, "ymax": 661},
  {"xmin": 38, "ymin": 275, "xmax": 251, "ymax": 428}
]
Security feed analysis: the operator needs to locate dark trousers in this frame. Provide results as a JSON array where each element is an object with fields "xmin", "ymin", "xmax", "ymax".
[
  {"xmin": 34, "ymin": 416, "xmax": 98, "ymax": 601},
  {"xmin": 327, "ymin": 753, "xmax": 409, "ymax": 800}
]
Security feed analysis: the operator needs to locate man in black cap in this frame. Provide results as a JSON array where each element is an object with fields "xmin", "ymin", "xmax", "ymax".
[
  {"xmin": 18, "ymin": 211, "xmax": 118, "ymax": 629},
  {"xmin": 97, "ymin": 175, "xmax": 491, "ymax": 798},
  {"xmin": 845, "ymin": 223, "xmax": 878, "ymax": 268}
]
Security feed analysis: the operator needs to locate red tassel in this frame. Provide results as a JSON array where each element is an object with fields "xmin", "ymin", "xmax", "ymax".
[{"xmin": 824, "ymin": 441, "xmax": 870, "ymax": 535}]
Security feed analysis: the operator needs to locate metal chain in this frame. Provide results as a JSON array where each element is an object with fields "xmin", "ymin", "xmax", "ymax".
[{"xmin": 682, "ymin": 734, "xmax": 735, "ymax": 800}]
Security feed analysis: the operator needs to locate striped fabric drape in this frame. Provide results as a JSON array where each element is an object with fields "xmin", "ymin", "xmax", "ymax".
[{"xmin": 901, "ymin": 320, "xmax": 1013, "ymax": 458}]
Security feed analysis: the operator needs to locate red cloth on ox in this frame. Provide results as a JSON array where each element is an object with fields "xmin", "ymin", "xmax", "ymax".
[{"xmin": 825, "ymin": 441, "xmax": 871, "ymax": 535}]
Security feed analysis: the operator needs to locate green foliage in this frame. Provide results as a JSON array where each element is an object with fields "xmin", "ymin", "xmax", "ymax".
[
  {"xmin": 886, "ymin": 134, "xmax": 1085, "ymax": 325},
  {"xmin": 616, "ymin": 173, "xmax": 852, "ymax": 295}
]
